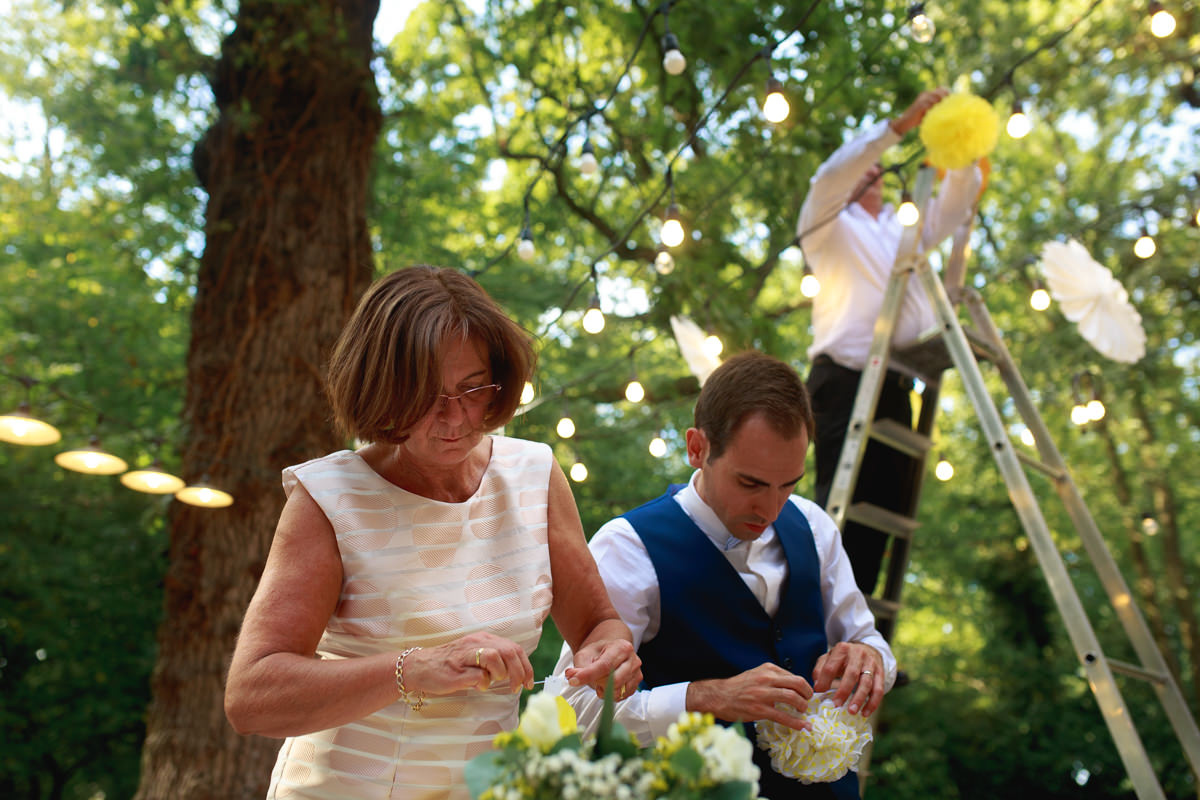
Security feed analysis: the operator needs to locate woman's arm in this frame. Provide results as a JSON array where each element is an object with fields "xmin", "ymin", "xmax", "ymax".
[{"xmin": 545, "ymin": 460, "xmax": 642, "ymax": 699}]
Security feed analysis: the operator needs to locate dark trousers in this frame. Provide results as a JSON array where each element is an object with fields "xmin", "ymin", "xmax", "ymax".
[{"xmin": 807, "ymin": 355, "xmax": 919, "ymax": 596}]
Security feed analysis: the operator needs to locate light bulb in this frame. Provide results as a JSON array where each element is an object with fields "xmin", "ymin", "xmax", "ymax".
[
  {"xmin": 702, "ymin": 334, "xmax": 723, "ymax": 360},
  {"xmin": 654, "ymin": 248, "xmax": 675, "ymax": 275},
  {"xmin": 1141, "ymin": 513, "xmax": 1159, "ymax": 536},
  {"xmin": 121, "ymin": 463, "xmax": 186, "ymax": 494},
  {"xmin": 175, "ymin": 483, "xmax": 234, "ymax": 508},
  {"xmin": 1030, "ymin": 287, "xmax": 1050, "ymax": 311},
  {"xmin": 897, "ymin": 196, "xmax": 920, "ymax": 226},
  {"xmin": 1149, "ymin": 2, "xmax": 1176, "ymax": 37},
  {"xmin": 1133, "ymin": 234, "xmax": 1156, "ymax": 259},
  {"xmin": 763, "ymin": 78, "xmax": 790, "ymax": 124},
  {"xmin": 582, "ymin": 306, "xmax": 605, "ymax": 334},
  {"xmin": 579, "ymin": 141, "xmax": 598, "ymax": 175},
  {"xmin": 935, "ymin": 458, "xmax": 954, "ymax": 481},
  {"xmin": 569, "ymin": 461, "xmax": 588, "ymax": 482},
  {"xmin": 517, "ymin": 228, "xmax": 535, "ymax": 261},
  {"xmin": 556, "ymin": 416, "xmax": 576, "ymax": 438},
  {"xmin": 661, "ymin": 203, "xmax": 685, "ymax": 248},
  {"xmin": 1006, "ymin": 105, "xmax": 1032, "ymax": 139},
  {"xmin": 625, "ymin": 380, "xmax": 645, "ymax": 403},
  {"xmin": 662, "ymin": 33, "xmax": 686, "ymax": 75},
  {"xmin": 520, "ymin": 381, "xmax": 535, "ymax": 405},
  {"xmin": 1020, "ymin": 428, "xmax": 1036, "ymax": 447},
  {"xmin": 909, "ymin": 11, "xmax": 935, "ymax": 43},
  {"xmin": 800, "ymin": 272, "xmax": 821, "ymax": 298},
  {"xmin": 55, "ymin": 438, "xmax": 128, "ymax": 475},
  {"xmin": 0, "ymin": 406, "xmax": 61, "ymax": 446},
  {"xmin": 648, "ymin": 436, "xmax": 667, "ymax": 458},
  {"xmin": 1086, "ymin": 399, "xmax": 1106, "ymax": 421},
  {"xmin": 1194, "ymin": 206, "xmax": 1200, "ymax": 227},
  {"xmin": 1071, "ymin": 404, "xmax": 1091, "ymax": 426}
]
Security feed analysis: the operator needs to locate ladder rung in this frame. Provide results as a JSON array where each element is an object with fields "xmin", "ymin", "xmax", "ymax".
[
  {"xmin": 846, "ymin": 502, "xmax": 920, "ymax": 539},
  {"xmin": 869, "ymin": 418, "xmax": 932, "ymax": 458},
  {"xmin": 890, "ymin": 326, "xmax": 995, "ymax": 382},
  {"xmin": 867, "ymin": 596, "xmax": 900, "ymax": 619},
  {"xmin": 1014, "ymin": 449, "xmax": 1067, "ymax": 480},
  {"xmin": 1106, "ymin": 657, "xmax": 1169, "ymax": 686}
]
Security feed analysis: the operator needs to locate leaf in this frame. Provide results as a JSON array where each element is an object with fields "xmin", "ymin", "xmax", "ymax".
[
  {"xmin": 463, "ymin": 750, "xmax": 507, "ymax": 799},
  {"xmin": 548, "ymin": 732, "xmax": 584, "ymax": 754},
  {"xmin": 700, "ymin": 780, "xmax": 757, "ymax": 800},
  {"xmin": 668, "ymin": 746, "xmax": 705, "ymax": 780}
]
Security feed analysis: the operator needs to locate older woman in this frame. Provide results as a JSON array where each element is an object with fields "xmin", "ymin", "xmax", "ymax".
[{"xmin": 224, "ymin": 266, "xmax": 641, "ymax": 799}]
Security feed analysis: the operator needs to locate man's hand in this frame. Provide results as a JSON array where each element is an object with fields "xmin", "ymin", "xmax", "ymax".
[
  {"xmin": 686, "ymin": 663, "xmax": 814, "ymax": 732},
  {"xmin": 812, "ymin": 642, "xmax": 885, "ymax": 718},
  {"xmin": 890, "ymin": 87, "xmax": 950, "ymax": 136}
]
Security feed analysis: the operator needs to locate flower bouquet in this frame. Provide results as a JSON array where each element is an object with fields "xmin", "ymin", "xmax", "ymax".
[{"xmin": 465, "ymin": 677, "xmax": 761, "ymax": 800}]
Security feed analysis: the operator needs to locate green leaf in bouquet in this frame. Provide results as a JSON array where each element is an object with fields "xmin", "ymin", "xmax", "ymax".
[
  {"xmin": 548, "ymin": 731, "xmax": 584, "ymax": 754},
  {"xmin": 593, "ymin": 672, "xmax": 639, "ymax": 760},
  {"xmin": 464, "ymin": 750, "xmax": 507, "ymax": 799},
  {"xmin": 698, "ymin": 780, "xmax": 757, "ymax": 800},
  {"xmin": 667, "ymin": 745, "xmax": 705, "ymax": 781}
]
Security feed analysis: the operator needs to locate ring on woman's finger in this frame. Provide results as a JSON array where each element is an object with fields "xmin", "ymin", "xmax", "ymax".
[
  {"xmin": 861, "ymin": 670, "xmax": 873, "ymax": 677},
  {"xmin": 475, "ymin": 648, "xmax": 483, "ymax": 668}
]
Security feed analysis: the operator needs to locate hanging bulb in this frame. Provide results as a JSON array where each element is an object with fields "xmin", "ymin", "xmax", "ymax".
[
  {"xmin": 579, "ymin": 140, "xmax": 598, "ymax": 175},
  {"xmin": 1148, "ymin": 1, "xmax": 1177, "ymax": 37},
  {"xmin": 0, "ymin": 402, "xmax": 61, "ymax": 446},
  {"xmin": 1193, "ymin": 206, "xmax": 1200, "ymax": 227},
  {"xmin": 625, "ymin": 380, "xmax": 645, "ymax": 403},
  {"xmin": 175, "ymin": 478, "xmax": 235, "ymax": 508},
  {"xmin": 520, "ymin": 381, "xmax": 535, "ymax": 405},
  {"xmin": 1086, "ymin": 398, "xmax": 1106, "ymax": 421},
  {"xmin": 582, "ymin": 294, "xmax": 605, "ymax": 334},
  {"xmin": 569, "ymin": 460, "xmax": 588, "ymax": 482},
  {"xmin": 661, "ymin": 203, "xmax": 685, "ymax": 248},
  {"xmin": 1030, "ymin": 285, "xmax": 1051, "ymax": 311},
  {"xmin": 762, "ymin": 77, "xmax": 790, "ymax": 124},
  {"xmin": 1006, "ymin": 101, "xmax": 1032, "ymax": 139},
  {"xmin": 800, "ymin": 268, "xmax": 821, "ymax": 298},
  {"xmin": 517, "ymin": 226, "xmax": 535, "ymax": 261},
  {"xmin": 556, "ymin": 415, "xmax": 576, "ymax": 438},
  {"xmin": 897, "ymin": 192, "xmax": 920, "ymax": 226},
  {"xmin": 1140, "ymin": 512, "xmax": 1159, "ymax": 536},
  {"xmin": 55, "ymin": 435, "xmax": 128, "ymax": 475},
  {"xmin": 1019, "ymin": 428, "xmax": 1036, "ymax": 447},
  {"xmin": 1070, "ymin": 403, "xmax": 1091, "ymax": 426},
  {"xmin": 907, "ymin": 3, "xmax": 935, "ymax": 43},
  {"xmin": 661, "ymin": 32, "xmax": 686, "ymax": 75},
  {"xmin": 702, "ymin": 334, "xmax": 723, "ymax": 360},
  {"xmin": 934, "ymin": 457, "xmax": 954, "ymax": 481},
  {"xmin": 654, "ymin": 246, "xmax": 676, "ymax": 275},
  {"xmin": 1133, "ymin": 232, "xmax": 1156, "ymax": 259},
  {"xmin": 648, "ymin": 435, "xmax": 668, "ymax": 458},
  {"xmin": 121, "ymin": 460, "xmax": 186, "ymax": 494}
]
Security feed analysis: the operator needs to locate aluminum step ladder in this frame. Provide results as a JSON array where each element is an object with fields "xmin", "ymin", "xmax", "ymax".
[{"xmin": 829, "ymin": 166, "xmax": 1200, "ymax": 799}]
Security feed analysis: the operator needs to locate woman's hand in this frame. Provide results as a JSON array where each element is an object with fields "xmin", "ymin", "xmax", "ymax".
[
  {"xmin": 408, "ymin": 632, "xmax": 535, "ymax": 696},
  {"xmin": 565, "ymin": 633, "xmax": 642, "ymax": 701}
]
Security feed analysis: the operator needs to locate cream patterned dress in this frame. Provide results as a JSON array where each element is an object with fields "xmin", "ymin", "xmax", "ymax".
[{"xmin": 265, "ymin": 436, "xmax": 554, "ymax": 800}]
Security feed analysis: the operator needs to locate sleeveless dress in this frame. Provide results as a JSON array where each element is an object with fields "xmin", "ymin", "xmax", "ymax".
[{"xmin": 265, "ymin": 436, "xmax": 555, "ymax": 800}]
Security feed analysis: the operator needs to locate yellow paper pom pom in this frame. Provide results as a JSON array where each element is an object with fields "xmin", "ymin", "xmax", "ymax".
[
  {"xmin": 755, "ymin": 692, "xmax": 873, "ymax": 784},
  {"xmin": 918, "ymin": 92, "xmax": 1000, "ymax": 170}
]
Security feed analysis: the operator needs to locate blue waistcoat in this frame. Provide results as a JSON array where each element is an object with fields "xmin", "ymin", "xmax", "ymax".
[{"xmin": 624, "ymin": 488, "xmax": 860, "ymax": 800}]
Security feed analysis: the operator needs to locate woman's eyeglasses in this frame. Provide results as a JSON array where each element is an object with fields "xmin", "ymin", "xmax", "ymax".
[{"xmin": 436, "ymin": 384, "xmax": 501, "ymax": 412}]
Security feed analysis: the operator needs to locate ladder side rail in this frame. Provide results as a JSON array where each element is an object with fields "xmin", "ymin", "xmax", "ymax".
[
  {"xmin": 826, "ymin": 168, "xmax": 936, "ymax": 531},
  {"xmin": 912, "ymin": 249, "xmax": 1167, "ymax": 800},
  {"xmin": 962, "ymin": 288, "xmax": 1200, "ymax": 774}
]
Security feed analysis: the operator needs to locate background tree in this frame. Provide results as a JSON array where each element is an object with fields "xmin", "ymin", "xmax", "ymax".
[{"xmin": 0, "ymin": 0, "xmax": 1197, "ymax": 798}]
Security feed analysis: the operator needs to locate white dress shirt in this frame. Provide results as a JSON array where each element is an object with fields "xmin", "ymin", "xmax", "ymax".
[
  {"xmin": 553, "ymin": 472, "xmax": 896, "ymax": 746},
  {"xmin": 797, "ymin": 119, "xmax": 981, "ymax": 370}
]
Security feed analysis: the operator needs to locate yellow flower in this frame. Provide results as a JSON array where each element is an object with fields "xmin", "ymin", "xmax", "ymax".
[
  {"xmin": 918, "ymin": 92, "xmax": 999, "ymax": 170},
  {"xmin": 554, "ymin": 694, "xmax": 578, "ymax": 735}
]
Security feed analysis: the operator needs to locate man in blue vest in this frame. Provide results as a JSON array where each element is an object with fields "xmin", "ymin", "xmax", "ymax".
[{"xmin": 554, "ymin": 351, "xmax": 895, "ymax": 799}]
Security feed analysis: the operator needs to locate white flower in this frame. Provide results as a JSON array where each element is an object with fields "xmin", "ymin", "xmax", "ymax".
[
  {"xmin": 518, "ymin": 692, "xmax": 566, "ymax": 750},
  {"xmin": 693, "ymin": 724, "xmax": 761, "ymax": 785}
]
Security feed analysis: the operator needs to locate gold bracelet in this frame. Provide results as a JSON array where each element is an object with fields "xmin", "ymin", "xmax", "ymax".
[{"xmin": 395, "ymin": 647, "xmax": 425, "ymax": 711}]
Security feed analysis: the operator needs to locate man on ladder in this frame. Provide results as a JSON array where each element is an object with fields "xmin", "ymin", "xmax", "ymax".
[{"xmin": 797, "ymin": 86, "xmax": 981, "ymax": 597}]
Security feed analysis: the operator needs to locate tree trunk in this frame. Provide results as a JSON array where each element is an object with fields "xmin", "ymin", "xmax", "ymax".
[{"xmin": 134, "ymin": 2, "xmax": 380, "ymax": 797}]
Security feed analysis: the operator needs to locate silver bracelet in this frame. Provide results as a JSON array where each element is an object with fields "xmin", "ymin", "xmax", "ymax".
[{"xmin": 395, "ymin": 647, "xmax": 425, "ymax": 711}]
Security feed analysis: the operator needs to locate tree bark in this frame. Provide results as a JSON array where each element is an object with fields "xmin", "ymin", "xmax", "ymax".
[{"xmin": 134, "ymin": 2, "xmax": 380, "ymax": 797}]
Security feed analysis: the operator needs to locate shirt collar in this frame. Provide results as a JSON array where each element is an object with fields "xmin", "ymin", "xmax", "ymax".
[{"xmin": 675, "ymin": 471, "xmax": 776, "ymax": 552}]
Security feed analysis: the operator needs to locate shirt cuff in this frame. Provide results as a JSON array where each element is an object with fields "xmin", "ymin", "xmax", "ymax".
[{"xmin": 645, "ymin": 682, "xmax": 690, "ymax": 741}]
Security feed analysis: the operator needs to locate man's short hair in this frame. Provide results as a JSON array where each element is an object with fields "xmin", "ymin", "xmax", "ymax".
[
  {"xmin": 325, "ymin": 265, "xmax": 535, "ymax": 443},
  {"xmin": 693, "ymin": 351, "xmax": 815, "ymax": 460}
]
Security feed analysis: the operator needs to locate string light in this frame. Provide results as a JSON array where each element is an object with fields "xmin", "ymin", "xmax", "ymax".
[
  {"xmin": 762, "ymin": 76, "xmax": 790, "ymax": 124},
  {"xmin": 121, "ymin": 460, "xmax": 186, "ymax": 494},
  {"xmin": 520, "ymin": 381, "xmax": 536, "ymax": 405},
  {"xmin": 702, "ymin": 333, "xmax": 723, "ymax": 360},
  {"xmin": 1006, "ymin": 101, "xmax": 1032, "ymax": 139},
  {"xmin": 175, "ymin": 480, "xmax": 234, "ymax": 508},
  {"xmin": 1140, "ymin": 512, "xmax": 1159, "ymax": 536},
  {"xmin": 579, "ymin": 139, "xmax": 598, "ymax": 175},
  {"xmin": 897, "ymin": 191, "xmax": 920, "ymax": 226},
  {"xmin": 648, "ymin": 434, "xmax": 668, "ymax": 458},
  {"xmin": 907, "ymin": 2, "xmax": 935, "ymax": 43},
  {"xmin": 517, "ymin": 225, "xmax": 535, "ymax": 261},
  {"xmin": 661, "ymin": 169, "xmax": 685, "ymax": 248},
  {"xmin": 661, "ymin": 31, "xmax": 686, "ymax": 75},
  {"xmin": 654, "ymin": 246, "xmax": 676, "ymax": 275},
  {"xmin": 1020, "ymin": 428, "xmax": 1036, "ymax": 447},
  {"xmin": 54, "ymin": 436, "xmax": 128, "ymax": 475},
  {"xmin": 1148, "ymin": 1, "xmax": 1176, "ymax": 37},
  {"xmin": 1071, "ymin": 371, "xmax": 1105, "ymax": 427},
  {"xmin": 934, "ymin": 456, "xmax": 954, "ymax": 481},
  {"xmin": 569, "ymin": 459, "xmax": 588, "ymax": 482},
  {"xmin": 0, "ymin": 377, "xmax": 61, "ymax": 446},
  {"xmin": 1030, "ymin": 281, "xmax": 1051, "ymax": 311},
  {"xmin": 800, "ymin": 265, "xmax": 821, "ymax": 298},
  {"xmin": 1133, "ymin": 230, "xmax": 1156, "ymax": 258},
  {"xmin": 624, "ymin": 379, "xmax": 645, "ymax": 403},
  {"xmin": 556, "ymin": 414, "xmax": 576, "ymax": 439},
  {"xmin": 582, "ymin": 293, "xmax": 606, "ymax": 334}
]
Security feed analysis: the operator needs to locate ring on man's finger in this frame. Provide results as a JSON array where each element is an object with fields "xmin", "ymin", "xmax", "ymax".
[
  {"xmin": 861, "ymin": 670, "xmax": 873, "ymax": 677},
  {"xmin": 475, "ymin": 648, "xmax": 483, "ymax": 668}
]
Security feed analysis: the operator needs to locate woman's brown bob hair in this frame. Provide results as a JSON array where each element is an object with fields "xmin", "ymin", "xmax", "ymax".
[{"xmin": 325, "ymin": 266, "xmax": 536, "ymax": 443}]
